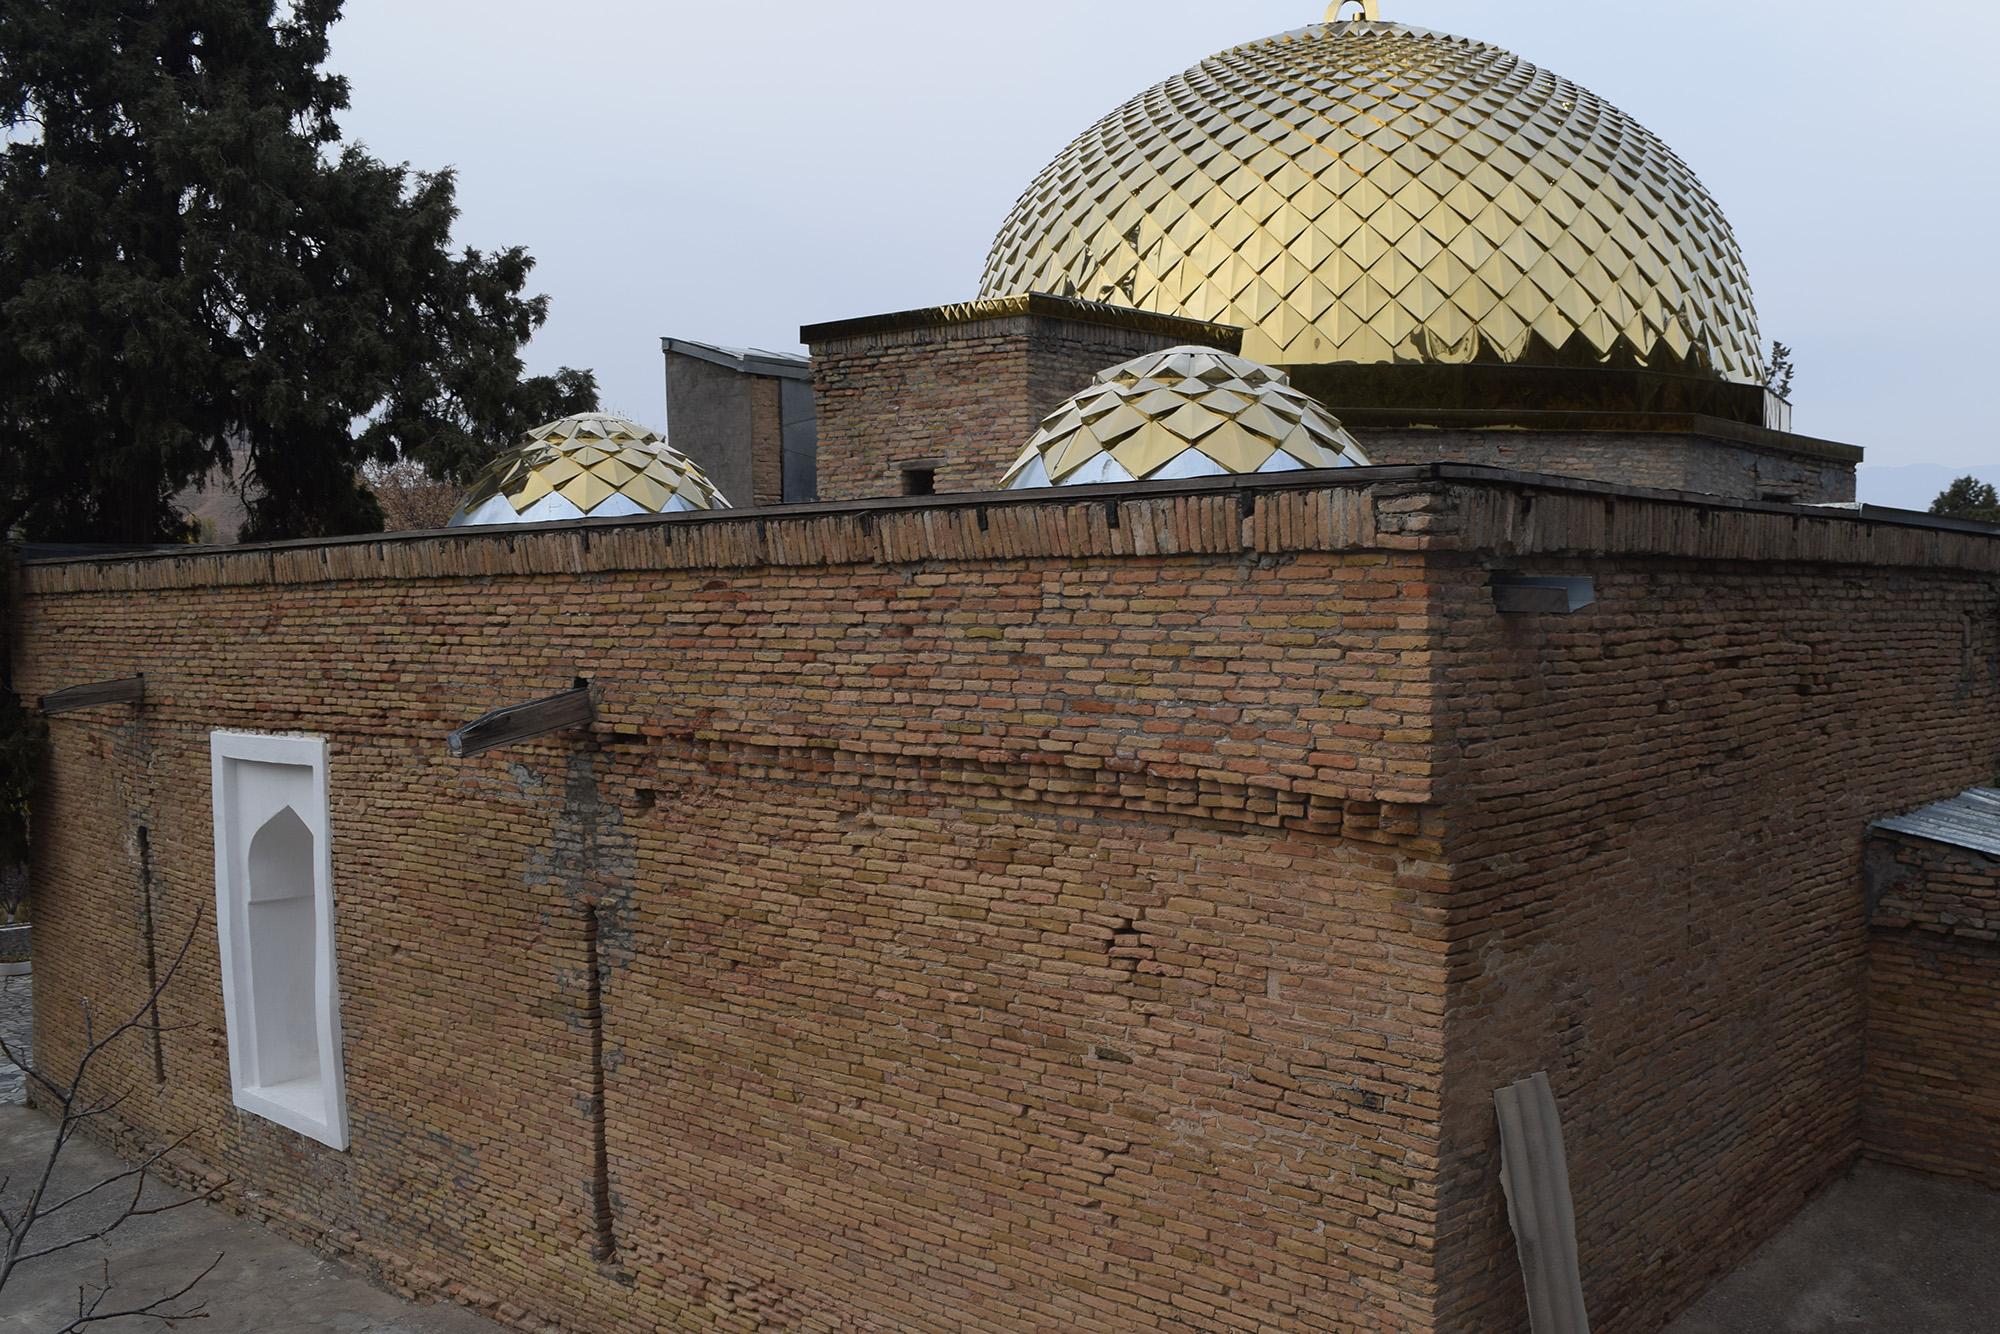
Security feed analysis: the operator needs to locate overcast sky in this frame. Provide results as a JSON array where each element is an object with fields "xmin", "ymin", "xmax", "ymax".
[{"xmin": 327, "ymin": 0, "xmax": 1998, "ymax": 503}]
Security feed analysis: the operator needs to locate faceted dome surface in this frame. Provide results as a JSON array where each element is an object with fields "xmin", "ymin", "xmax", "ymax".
[
  {"xmin": 449, "ymin": 414, "xmax": 729, "ymax": 527},
  {"xmin": 1002, "ymin": 346, "xmax": 1370, "ymax": 489},
  {"xmin": 980, "ymin": 17, "xmax": 1763, "ymax": 383}
]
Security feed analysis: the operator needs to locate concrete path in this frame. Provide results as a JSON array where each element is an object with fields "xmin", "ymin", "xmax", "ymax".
[
  {"xmin": 0, "ymin": 1103, "xmax": 500, "ymax": 1332},
  {"xmin": 1666, "ymin": 1159, "xmax": 2000, "ymax": 1333}
]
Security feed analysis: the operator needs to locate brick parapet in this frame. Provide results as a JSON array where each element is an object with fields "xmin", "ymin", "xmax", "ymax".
[{"xmin": 21, "ymin": 468, "xmax": 2000, "ymax": 599}]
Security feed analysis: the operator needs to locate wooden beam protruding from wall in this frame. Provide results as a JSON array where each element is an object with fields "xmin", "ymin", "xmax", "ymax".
[
  {"xmin": 40, "ymin": 676, "xmax": 145, "ymax": 715},
  {"xmin": 447, "ymin": 685, "xmax": 595, "ymax": 759}
]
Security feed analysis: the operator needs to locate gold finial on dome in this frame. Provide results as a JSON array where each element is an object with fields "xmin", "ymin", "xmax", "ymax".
[
  {"xmin": 981, "ymin": 17, "xmax": 1762, "ymax": 383},
  {"xmin": 1002, "ymin": 346, "xmax": 1370, "ymax": 490},
  {"xmin": 1325, "ymin": 1, "xmax": 1381, "ymax": 20},
  {"xmin": 448, "ymin": 413, "xmax": 730, "ymax": 527}
]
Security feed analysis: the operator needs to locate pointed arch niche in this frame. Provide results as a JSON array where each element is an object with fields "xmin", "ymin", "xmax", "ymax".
[{"xmin": 210, "ymin": 732, "xmax": 348, "ymax": 1149}]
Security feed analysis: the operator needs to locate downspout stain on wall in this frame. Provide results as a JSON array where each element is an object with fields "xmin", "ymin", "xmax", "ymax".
[
  {"xmin": 525, "ymin": 743, "xmax": 637, "ymax": 1274},
  {"xmin": 135, "ymin": 823, "xmax": 165, "ymax": 1084},
  {"xmin": 106, "ymin": 706, "xmax": 166, "ymax": 1085}
]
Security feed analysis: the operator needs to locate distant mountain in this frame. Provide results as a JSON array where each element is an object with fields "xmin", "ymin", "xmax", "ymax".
[
  {"xmin": 1856, "ymin": 462, "xmax": 2000, "ymax": 512},
  {"xmin": 172, "ymin": 440, "xmax": 252, "ymax": 543}
]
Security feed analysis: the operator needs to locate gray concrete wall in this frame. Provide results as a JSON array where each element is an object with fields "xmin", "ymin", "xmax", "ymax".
[
  {"xmin": 664, "ymin": 352, "xmax": 757, "ymax": 510},
  {"xmin": 781, "ymin": 378, "xmax": 817, "ymax": 502}
]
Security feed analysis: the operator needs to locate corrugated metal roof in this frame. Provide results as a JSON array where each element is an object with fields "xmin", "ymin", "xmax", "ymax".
[{"xmin": 1873, "ymin": 788, "xmax": 2000, "ymax": 858}]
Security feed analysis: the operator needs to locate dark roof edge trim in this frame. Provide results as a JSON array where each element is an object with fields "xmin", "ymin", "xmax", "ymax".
[
  {"xmin": 1344, "ymin": 409, "xmax": 1864, "ymax": 464},
  {"xmin": 660, "ymin": 337, "xmax": 812, "ymax": 381},
  {"xmin": 801, "ymin": 292, "xmax": 1245, "ymax": 347}
]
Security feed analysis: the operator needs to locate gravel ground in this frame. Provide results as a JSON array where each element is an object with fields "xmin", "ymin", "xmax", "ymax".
[{"xmin": 0, "ymin": 971, "xmax": 28, "ymax": 1105}]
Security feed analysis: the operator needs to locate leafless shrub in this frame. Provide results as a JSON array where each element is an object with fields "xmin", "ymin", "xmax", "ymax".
[
  {"xmin": 363, "ymin": 458, "xmax": 464, "ymax": 532},
  {"xmin": 0, "ymin": 914, "xmax": 226, "ymax": 1327}
]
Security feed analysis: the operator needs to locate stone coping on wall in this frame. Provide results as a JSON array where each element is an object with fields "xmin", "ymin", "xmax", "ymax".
[
  {"xmin": 14, "ymin": 465, "xmax": 2000, "ymax": 596},
  {"xmin": 800, "ymin": 292, "xmax": 1244, "ymax": 351}
]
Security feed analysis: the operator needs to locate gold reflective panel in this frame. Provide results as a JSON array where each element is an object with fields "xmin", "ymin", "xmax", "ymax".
[
  {"xmin": 1002, "ymin": 346, "xmax": 1371, "ymax": 489},
  {"xmin": 980, "ymin": 16, "xmax": 1763, "ymax": 383},
  {"xmin": 449, "ymin": 413, "xmax": 729, "ymax": 527}
]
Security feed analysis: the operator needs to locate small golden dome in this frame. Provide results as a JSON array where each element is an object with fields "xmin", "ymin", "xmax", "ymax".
[
  {"xmin": 449, "ymin": 413, "xmax": 729, "ymax": 527},
  {"xmin": 981, "ymin": 16, "xmax": 1762, "ymax": 382},
  {"xmin": 1003, "ymin": 346, "xmax": 1370, "ymax": 489}
]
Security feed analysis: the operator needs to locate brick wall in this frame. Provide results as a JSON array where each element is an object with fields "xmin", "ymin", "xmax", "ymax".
[
  {"xmin": 1354, "ymin": 427, "xmax": 1857, "ymax": 503},
  {"xmin": 14, "ymin": 469, "xmax": 2000, "ymax": 1332},
  {"xmin": 1865, "ymin": 831, "xmax": 2000, "ymax": 1186},
  {"xmin": 804, "ymin": 296, "xmax": 1241, "ymax": 502},
  {"xmin": 14, "ymin": 480, "xmax": 1448, "ymax": 1333},
  {"xmin": 746, "ymin": 374, "xmax": 783, "ymax": 506},
  {"xmin": 1425, "ymin": 487, "xmax": 2000, "ymax": 1331}
]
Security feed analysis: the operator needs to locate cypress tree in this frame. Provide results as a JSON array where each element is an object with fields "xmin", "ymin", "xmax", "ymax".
[{"xmin": 0, "ymin": 0, "xmax": 596, "ymax": 542}]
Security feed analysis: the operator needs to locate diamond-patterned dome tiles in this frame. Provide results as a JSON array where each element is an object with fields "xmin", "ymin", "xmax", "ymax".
[
  {"xmin": 980, "ymin": 18, "xmax": 1763, "ymax": 384},
  {"xmin": 1002, "ymin": 346, "xmax": 1371, "ymax": 489},
  {"xmin": 449, "ymin": 413, "xmax": 730, "ymax": 527}
]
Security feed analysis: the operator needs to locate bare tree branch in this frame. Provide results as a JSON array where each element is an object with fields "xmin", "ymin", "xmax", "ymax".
[
  {"xmin": 37, "ymin": 1131, "xmax": 198, "ymax": 1219},
  {"xmin": 65, "ymin": 1090, "xmax": 135, "ymax": 1124},
  {"xmin": 59, "ymin": 1253, "xmax": 220, "ymax": 1331},
  {"xmin": 0, "ymin": 1028, "xmax": 71, "ymax": 1105},
  {"xmin": 17, "ymin": 1163, "xmax": 217, "ymax": 1266},
  {"xmin": 0, "ymin": 910, "xmax": 221, "ymax": 1324}
]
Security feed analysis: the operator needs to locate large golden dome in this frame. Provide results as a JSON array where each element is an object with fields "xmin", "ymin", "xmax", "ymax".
[{"xmin": 979, "ymin": 12, "xmax": 1763, "ymax": 383}]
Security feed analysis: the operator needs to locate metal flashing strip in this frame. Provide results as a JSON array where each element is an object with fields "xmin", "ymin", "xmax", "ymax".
[
  {"xmin": 1495, "ymin": 1072, "xmax": 1592, "ymax": 1334},
  {"xmin": 1872, "ymin": 788, "xmax": 2000, "ymax": 859}
]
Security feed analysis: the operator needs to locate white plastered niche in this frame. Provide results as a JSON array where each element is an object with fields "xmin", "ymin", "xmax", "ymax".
[{"xmin": 209, "ymin": 731, "xmax": 348, "ymax": 1149}]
